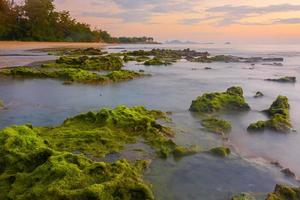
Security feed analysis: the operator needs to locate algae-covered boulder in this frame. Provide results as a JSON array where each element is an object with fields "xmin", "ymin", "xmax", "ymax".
[
  {"xmin": 0, "ymin": 67, "xmax": 144, "ymax": 85},
  {"xmin": 265, "ymin": 76, "xmax": 296, "ymax": 83},
  {"xmin": 0, "ymin": 106, "xmax": 200, "ymax": 199},
  {"xmin": 144, "ymin": 57, "xmax": 172, "ymax": 66},
  {"xmin": 0, "ymin": 125, "xmax": 154, "ymax": 200},
  {"xmin": 266, "ymin": 184, "xmax": 300, "ymax": 200},
  {"xmin": 189, "ymin": 86, "xmax": 250, "ymax": 113},
  {"xmin": 247, "ymin": 96, "xmax": 292, "ymax": 133},
  {"xmin": 201, "ymin": 117, "xmax": 232, "ymax": 135},
  {"xmin": 209, "ymin": 146, "xmax": 231, "ymax": 157},
  {"xmin": 43, "ymin": 55, "xmax": 123, "ymax": 71},
  {"xmin": 0, "ymin": 100, "xmax": 4, "ymax": 109},
  {"xmin": 231, "ymin": 193, "xmax": 256, "ymax": 200}
]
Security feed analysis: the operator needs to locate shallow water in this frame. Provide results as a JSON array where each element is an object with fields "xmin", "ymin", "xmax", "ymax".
[{"xmin": 0, "ymin": 43, "xmax": 300, "ymax": 199}]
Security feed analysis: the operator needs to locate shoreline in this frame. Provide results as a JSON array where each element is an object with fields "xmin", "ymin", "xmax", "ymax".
[{"xmin": 0, "ymin": 41, "xmax": 108, "ymax": 51}]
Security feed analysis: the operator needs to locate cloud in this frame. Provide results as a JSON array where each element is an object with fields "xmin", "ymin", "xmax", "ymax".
[
  {"xmin": 273, "ymin": 18, "xmax": 300, "ymax": 24},
  {"xmin": 205, "ymin": 4, "xmax": 300, "ymax": 26}
]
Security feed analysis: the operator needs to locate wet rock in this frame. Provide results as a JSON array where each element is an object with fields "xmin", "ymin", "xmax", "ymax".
[
  {"xmin": 0, "ymin": 100, "xmax": 4, "ymax": 109},
  {"xmin": 209, "ymin": 146, "xmax": 231, "ymax": 157},
  {"xmin": 265, "ymin": 76, "xmax": 296, "ymax": 83},
  {"xmin": 248, "ymin": 96, "xmax": 292, "ymax": 133},
  {"xmin": 266, "ymin": 184, "xmax": 300, "ymax": 200},
  {"xmin": 204, "ymin": 67, "xmax": 212, "ymax": 70},
  {"xmin": 254, "ymin": 91, "xmax": 264, "ymax": 98},
  {"xmin": 231, "ymin": 193, "xmax": 256, "ymax": 200},
  {"xmin": 281, "ymin": 168, "xmax": 296, "ymax": 178},
  {"xmin": 201, "ymin": 117, "xmax": 232, "ymax": 136},
  {"xmin": 144, "ymin": 57, "xmax": 172, "ymax": 66},
  {"xmin": 190, "ymin": 86, "xmax": 250, "ymax": 113}
]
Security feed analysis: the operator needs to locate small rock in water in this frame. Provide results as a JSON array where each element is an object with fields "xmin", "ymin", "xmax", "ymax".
[
  {"xmin": 204, "ymin": 67, "xmax": 212, "ymax": 70},
  {"xmin": 271, "ymin": 161, "xmax": 283, "ymax": 168},
  {"xmin": 281, "ymin": 168, "xmax": 296, "ymax": 178},
  {"xmin": 254, "ymin": 91, "xmax": 264, "ymax": 98}
]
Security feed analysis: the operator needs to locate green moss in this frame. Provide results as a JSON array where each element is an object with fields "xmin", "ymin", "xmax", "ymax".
[
  {"xmin": 247, "ymin": 96, "xmax": 292, "ymax": 133},
  {"xmin": 266, "ymin": 184, "xmax": 300, "ymax": 200},
  {"xmin": 0, "ymin": 100, "xmax": 4, "ymax": 109},
  {"xmin": 144, "ymin": 57, "xmax": 172, "ymax": 66},
  {"xmin": 0, "ymin": 106, "xmax": 200, "ymax": 199},
  {"xmin": 201, "ymin": 117, "xmax": 232, "ymax": 135},
  {"xmin": 209, "ymin": 146, "xmax": 231, "ymax": 157},
  {"xmin": 266, "ymin": 76, "xmax": 296, "ymax": 83},
  {"xmin": 64, "ymin": 48, "xmax": 107, "ymax": 56},
  {"xmin": 189, "ymin": 86, "xmax": 250, "ymax": 113},
  {"xmin": 0, "ymin": 67, "xmax": 144, "ymax": 85},
  {"xmin": 0, "ymin": 125, "xmax": 153, "ymax": 199},
  {"xmin": 231, "ymin": 193, "xmax": 256, "ymax": 200},
  {"xmin": 42, "ymin": 55, "xmax": 123, "ymax": 71}
]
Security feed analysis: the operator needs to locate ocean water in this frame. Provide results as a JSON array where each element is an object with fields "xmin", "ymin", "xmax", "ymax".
[{"xmin": 0, "ymin": 43, "xmax": 300, "ymax": 199}]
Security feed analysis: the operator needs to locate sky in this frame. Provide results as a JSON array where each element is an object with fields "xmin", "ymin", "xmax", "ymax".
[{"xmin": 54, "ymin": 0, "xmax": 300, "ymax": 43}]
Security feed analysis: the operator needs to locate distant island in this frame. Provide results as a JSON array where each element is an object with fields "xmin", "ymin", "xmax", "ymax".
[
  {"xmin": 0, "ymin": 0, "xmax": 157, "ymax": 44},
  {"xmin": 165, "ymin": 40, "xmax": 214, "ymax": 45}
]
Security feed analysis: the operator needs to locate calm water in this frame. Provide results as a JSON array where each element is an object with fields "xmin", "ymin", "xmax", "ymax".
[{"xmin": 0, "ymin": 43, "xmax": 300, "ymax": 199}]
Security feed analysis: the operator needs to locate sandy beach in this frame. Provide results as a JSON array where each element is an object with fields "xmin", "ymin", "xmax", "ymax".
[{"xmin": 0, "ymin": 41, "xmax": 106, "ymax": 51}]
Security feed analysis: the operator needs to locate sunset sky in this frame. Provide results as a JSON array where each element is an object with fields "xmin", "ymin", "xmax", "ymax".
[{"xmin": 53, "ymin": 0, "xmax": 300, "ymax": 43}]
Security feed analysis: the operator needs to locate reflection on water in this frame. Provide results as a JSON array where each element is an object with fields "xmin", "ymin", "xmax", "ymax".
[{"xmin": 0, "ymin": 44, "xmax": 300, "ymax": 198}]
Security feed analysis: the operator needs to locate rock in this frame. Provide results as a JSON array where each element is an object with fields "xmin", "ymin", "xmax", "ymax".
[
  {"xmin": 144, "ymin": 57, "xmax": 172, "ymax": 66},
  {"xmin": 231, "ymin": 193, "xmax": 256, "ymax": 200},
  {"xmin": 204, "ymin": 67, "xmax": 212, "ymax": 70},
  {"xmin": 281, "ymin": 168, "xmax": 296, "ymax": 178},
  {"xmin": 254, "ymin": 91, "xmax": 264, "ymax": 98},
  {"xmin": 209, "ymin": 146, "xmax": 231, "ymax": 157},
  {"xmin": 266, "ymin": 184, "xmax": 300, "ymax": 200},
  {"xmin": 189, "ymin": 86, "xmax": 250, "ymax": 113},
  {"xmin": 0, "ymin": 100, "xmax": 4, "ymax": 109},
  {"xmin": 247, "ymin": 96, "xmax": 292, "ymax": 133},
  {"xmin": 201, "ymin": 117, "xmax": 232, "ymax": 135},
  {"xmin": 265, "ymin": 76, "xmax": 296, "ymax": 83}
]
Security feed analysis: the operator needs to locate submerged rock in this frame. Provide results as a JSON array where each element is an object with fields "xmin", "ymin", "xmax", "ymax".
[
  {"xmin": 247, "ymin": 96, "xmax": 292, "ymax": 133},
  {"xmin": 201, "ymin": 117, "xmax": 232, "ymax": 135},
  {"xmin": 266, "ymin": 184, "xmax": 300, "ymax": 200},
  {"xmin": 144, "ymin": 57, "xmax": 172, "ymax": 66},
  {"xmin": 209, "ymin": 146, "xmax": 231, "ymax": 157},
  {"xmin": 0, "ymin": 100, "xmax": 3, "ymax": 109},
  {"xmin": 231, "ymin": 193, "xmax": 256, "ymax": 200},
  {"xmin": 265, "ymin": 76, "xmax": 296, "ymax": 83},
  {"xmin": 254, "ymin": 91, "xmax": 264, "ymax": 98},
  {"xmin": 189, "ymin": 86, "xmax": 250, "ymax": 113},
  {"xmin": 281, "ymin": 168, "xmax": 296, "ymax": 178}
]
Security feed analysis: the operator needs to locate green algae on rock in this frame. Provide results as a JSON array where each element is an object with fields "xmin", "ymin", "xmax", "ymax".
[
  {"xmin": 189, "ymin": 86, "xmax": 250, "ymax": 113},
  {"xmin": 0, "ymin": 67, "xmax": 144, "ymax": 85},
  {"xmin": 231, "ymin": 193, "xmax": 256, "ymax": 200},
  {"xmin": 144, "ymin": 57, "xmax": 172, "ymax": 66},
  {"xmin": 265, "ymin": 76, "xmax": 296, "ymax": 83},
  {"xmin": 247, "ymin": 96, "xmax": 292, "ymax": 133},
  {"xmin": 201, "ymin": 117, "xmax": 232, "ymax": 135},
  {"xmin": 42, "ymin": 55, "xmax": 123, "ymax": 71},
  {"xmin": 0, "ymin": 100, "xmax": 4, "ymax": 109},
  {"xmin": 0, "ymin": 125, "xmax": 154, "ymax": 200},
  {"xmin": 266, "ymin": 184, "xmax": 300, "ymax": 200},
  {"xmin": 209, "ymin": 146, "xmax": 231, "ymax": 157}
]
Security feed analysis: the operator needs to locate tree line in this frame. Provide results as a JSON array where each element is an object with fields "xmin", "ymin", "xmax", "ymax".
[{"xmin": 0, "ymin": 0, "xmax": 155, "ymax": 43}]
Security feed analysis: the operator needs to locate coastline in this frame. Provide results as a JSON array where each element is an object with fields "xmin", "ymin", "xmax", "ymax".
[{"xmin": 0, "ymin": 41, "xmax": 107, "ymax": 51}]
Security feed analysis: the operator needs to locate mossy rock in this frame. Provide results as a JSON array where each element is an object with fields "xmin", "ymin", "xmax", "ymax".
[
  {"xmin": 0, "ymin": 100, "xmax": 4, "ymax": 109},
  {"xmin": 209, "ymin": 147, "xmax": 231, "ymax": 157},
  {"xmin": 231, "ymin": 193, "xmax": 256, "ymax": 200},
  {"xmin": 201, "ymin": 117, "xmax": 232, "ymax": 135},
  {"xmin": 0, "ymin": 67, "xmax": 144, "ymax": 85},
  {"xmin": 247, "ymin": 96, "xmax": 292, "ymax": 133},
  {"xmin": 265, "ymin": 76, "xmax": 296, "ymax": 83},
  {"xmin": 189, "ymin": 86, "xmax": 250, "ymax": 113},
  {"xmin": 266, "ymin": 184, "xmax": 300, "ymax": 200},
  {"xmin": 144, "ymin": 57, "xmax": 172, "ymax": 66},
  {"xmin": 0, "ymin": 125, "xmax": 154, "ymax": 199},
  {"xmin": 43, "ymin": 55, "xmax": 123, "ymax": 71},
  {"xmin": 0, "ymin": 106, "xmax": 201, "ymax": 199}
]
